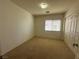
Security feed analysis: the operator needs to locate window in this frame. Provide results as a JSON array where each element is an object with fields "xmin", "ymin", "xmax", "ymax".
[{"xmin": 45, "ymin": 20, "xmax": 61, "ymax": 31}]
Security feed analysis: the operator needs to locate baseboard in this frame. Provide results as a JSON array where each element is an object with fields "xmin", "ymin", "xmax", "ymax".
[
  {"xmin": 3, "ymin": 36, "xmax": 35, "ymax": 56},
  {"xmin": 34, "ymin": 36, "xmax": 64, "ymax": 41}
]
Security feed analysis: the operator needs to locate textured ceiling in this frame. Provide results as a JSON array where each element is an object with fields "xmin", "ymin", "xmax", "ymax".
[{"xmin": 11, "ymin": 0, "xmax": 78, "ymax": 15}]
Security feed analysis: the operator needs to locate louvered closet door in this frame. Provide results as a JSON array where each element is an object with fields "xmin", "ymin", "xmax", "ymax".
[
  {"xmin": 65, "ymin": 15, "xmax": 75, "ymax": 51},
  {"xmin": 75, "ymin": 14, "xmax": 79, "ymax": 59},
  {"xmin": 69, "ymin": 15, "xmax": 76, "ymax": 50},
  {"xmin": 65, "ymin": 13, "xmax": 78, "ymax": 59},
  {"xmin": 72, "ymin": 14, "xmax": 78, "ymax": 55},
  {"xmin": 66, "ymin": 14, "xmax": 78, "ymax": 59}
]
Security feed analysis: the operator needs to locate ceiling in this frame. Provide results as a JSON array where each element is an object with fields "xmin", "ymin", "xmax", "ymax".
[{"xmin": 11, "ymin": 0, "xmax": 78, "ymax": 15}]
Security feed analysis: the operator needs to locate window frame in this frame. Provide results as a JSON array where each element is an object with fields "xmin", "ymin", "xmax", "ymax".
[{"xmin": 44, "ymin": 20, "xmax": 61, "ymax": 32}]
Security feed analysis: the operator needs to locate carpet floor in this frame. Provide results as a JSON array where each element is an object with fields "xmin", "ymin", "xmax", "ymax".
[{"xmin": 3, "ymin": 37, "xmax": 75, "ymax": 59}]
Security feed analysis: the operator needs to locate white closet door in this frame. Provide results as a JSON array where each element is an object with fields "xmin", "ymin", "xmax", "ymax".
[{"xmin": 75, "ymin": 14, "xmax": 79, "ymax": 59}]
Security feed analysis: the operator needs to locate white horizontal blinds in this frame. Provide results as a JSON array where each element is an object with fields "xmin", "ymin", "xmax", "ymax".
[
  {"xmin": 45, "ymin": 20, "xmax": 61, "ymax": 31},
  {"xmin": 45, "ymin": 20, "xmax": 53, "ymax": 31}
]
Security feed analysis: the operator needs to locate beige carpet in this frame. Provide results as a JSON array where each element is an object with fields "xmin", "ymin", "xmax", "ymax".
[{"xmin": 3, "ymin": 37, "xmax": 75, "ymax": 59}]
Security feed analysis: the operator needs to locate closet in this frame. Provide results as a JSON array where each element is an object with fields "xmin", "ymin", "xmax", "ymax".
[{"xmin": 65, "ymin": 12, "xmax": 79, "ymax": 59}]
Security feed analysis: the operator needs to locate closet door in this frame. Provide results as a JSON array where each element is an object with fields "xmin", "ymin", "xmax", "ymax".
[
  {"xmin": 75, "ymin": 14, "xmax": 79, "ymax": 59},
  {"xmin": 72, "ymin": 15, "xmax": 78, "ymax": 54},
  {"xmin": 70, "ymin": 15, "xmax": 76, "ymax": 49}
]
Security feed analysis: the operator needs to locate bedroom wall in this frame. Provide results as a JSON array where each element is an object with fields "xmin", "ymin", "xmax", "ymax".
[
  {"xmin": 0, "ymin": 0, "xmax": 34, "ymax": 55},
  {"xmin": 34, "ymin": 14, "xmax": 64, "ymax": 40}
]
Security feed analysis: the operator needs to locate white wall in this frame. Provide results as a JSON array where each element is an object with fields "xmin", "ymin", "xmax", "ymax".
[
  {"xmin": 0, "ymin": 0, "xmax": 34, "ymax": 55},
  {"xmin": 34, "ymin": 14, "xmax": 64, "ymax": 40}
]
